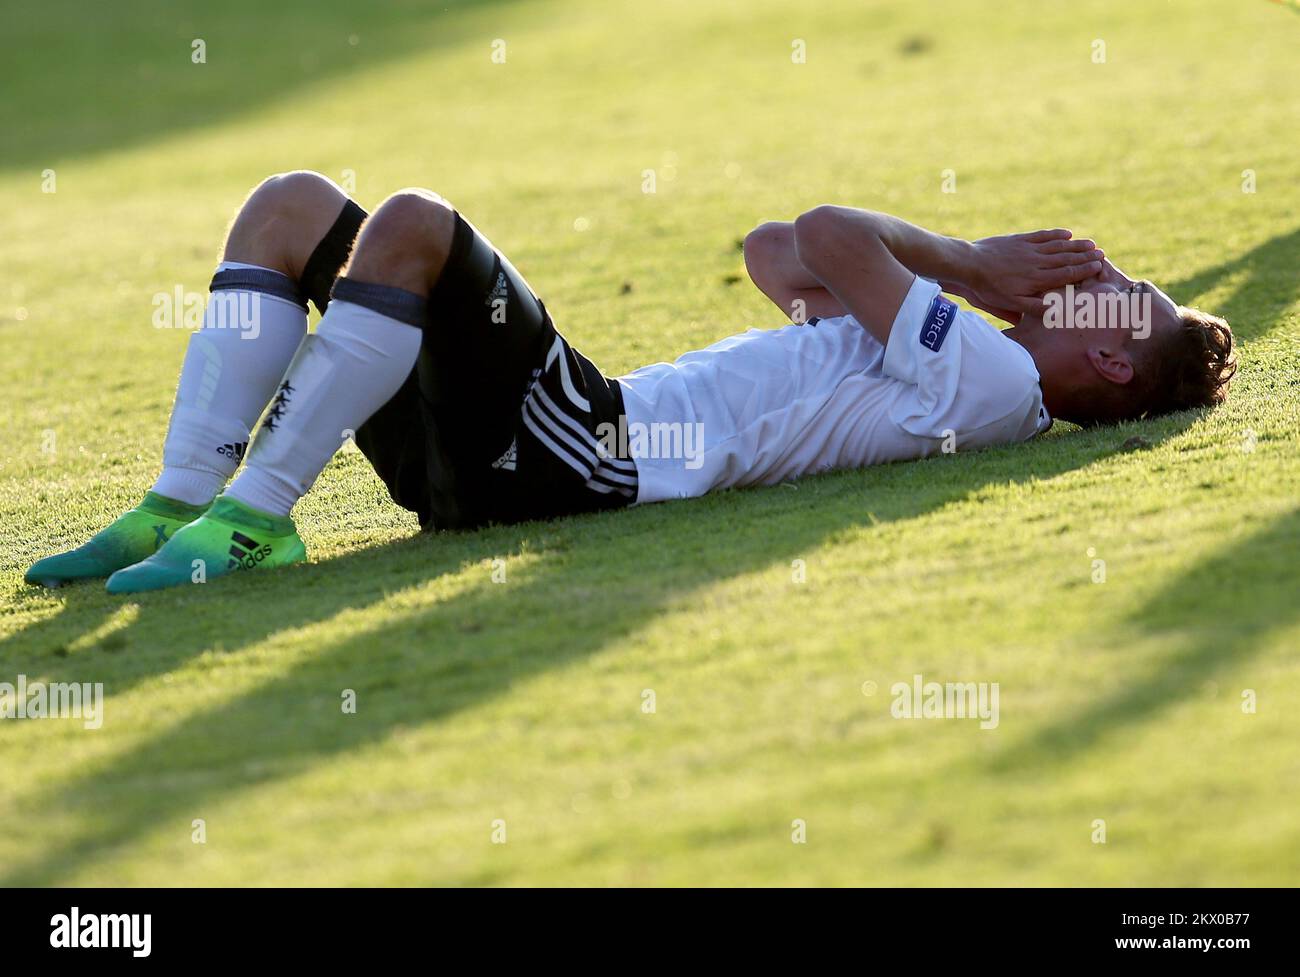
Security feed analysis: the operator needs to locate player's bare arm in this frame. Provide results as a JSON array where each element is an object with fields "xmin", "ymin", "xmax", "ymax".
[{"xmin": 792, "ymin": 206, "xmax": 1107, "ymax": 343}]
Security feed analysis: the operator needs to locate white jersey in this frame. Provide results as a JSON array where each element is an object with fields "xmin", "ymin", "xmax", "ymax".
[{"xmin": 615, "ymin": 276, "xmax": 1051, "ymax": 504}]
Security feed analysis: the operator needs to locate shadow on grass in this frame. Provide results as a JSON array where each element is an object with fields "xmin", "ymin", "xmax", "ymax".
[
  {"xmin": 1165, "ymin": 225, "xmax": 1300, "ymax": 342},
  {"xmin": 0, "ymin": 417, "xmax": 1198, "ymax": 885},
  {"xmin": 2, "ymin": 0, "xmax": 517, "ymax": 174},
  {"xmin": 985, "ymin": 504, "xmax": 1300, "ymax": 775}
]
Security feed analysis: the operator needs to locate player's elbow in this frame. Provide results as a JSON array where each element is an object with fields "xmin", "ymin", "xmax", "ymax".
[
  {"xmin": 742, "ymin": 221, "xmax": 789, "ymax": 282},
  {"xmin": 793, "ymin": 205, "xmax": 847, "ymax": 268},
  {"xmin": 794, "ymin": 204, "xmax": 841, "ymax": 231},
  {"xmin": 743, "ymin": 220, "xmax": 787, "ymax": 256}
]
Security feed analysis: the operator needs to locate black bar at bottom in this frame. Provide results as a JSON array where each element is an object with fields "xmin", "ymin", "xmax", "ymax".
[{"xmin": 0, "ymin": 887, "xmax": 1286, "ymax": 963}]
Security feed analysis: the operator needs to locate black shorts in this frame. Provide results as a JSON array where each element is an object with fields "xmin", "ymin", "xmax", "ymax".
[{"xmin": 300, "ymin": 200, "xmax": 637, "ymax": 530}]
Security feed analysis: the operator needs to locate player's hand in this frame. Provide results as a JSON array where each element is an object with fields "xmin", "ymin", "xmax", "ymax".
[
  {"xmin": 937, "ymin": 279, "xmax": 1024, "ymax": 325},
  {"xmin": 970, "ymin": 229, "xmax": 1105, "ymax": 316}
]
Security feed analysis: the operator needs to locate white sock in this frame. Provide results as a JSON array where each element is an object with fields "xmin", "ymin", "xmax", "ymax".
[
  {"xmin": 152, "ymin": 261, "xmax": 309, "ymax": 506},
  {"xmin": 225, "ymin": 295, "xmax": 423, "ymax": 516}
]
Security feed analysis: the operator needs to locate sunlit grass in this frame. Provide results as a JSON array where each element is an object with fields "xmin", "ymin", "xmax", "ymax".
[{"xmin": 0, "ymin": 0, "xmax": 1297, "ymax": 885}]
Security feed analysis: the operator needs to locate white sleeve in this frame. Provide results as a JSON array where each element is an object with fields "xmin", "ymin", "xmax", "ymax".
[{"xmin": 882, "ymin": 276, "xmax": 1048, "ymax": 444}]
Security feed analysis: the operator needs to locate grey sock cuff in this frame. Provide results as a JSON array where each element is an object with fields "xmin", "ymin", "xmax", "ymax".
[
  {"xmin": 330, "ymin": 277, "xmax": 428, "ymax": 329},
  {"xmin": 210, "ymin": 267, "xmax": 308, "ymax": 310}
]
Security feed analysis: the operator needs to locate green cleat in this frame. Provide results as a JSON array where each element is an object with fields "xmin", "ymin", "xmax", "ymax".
[
  {"xmin": 106, "ymin": 495, "xmax": 306, "ymax": 594},
  {"xmin": 25, "ymin": 492, "xmax": 210, "ymax": 587}
]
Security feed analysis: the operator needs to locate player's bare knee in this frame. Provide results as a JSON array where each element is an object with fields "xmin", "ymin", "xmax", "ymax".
[
  {"xmin": 225, "ymin": 170, "xmax": 350, "ymax": 279},
  {"xmin": 346, "ymin": 189, "xmax": 456, "ymax": 292},
  {"xmin": 371, "ymin": 190, "xmax": 455, "ymax": 255}
]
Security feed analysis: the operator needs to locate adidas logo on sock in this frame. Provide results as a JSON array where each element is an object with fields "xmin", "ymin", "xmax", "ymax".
[
  {"xmin": 216, "ymin": 441, "xmax": 248, "ymax": 460},
  {"xmin": 227, "ymin": 530, "xmax": 273, "ymax": 570},
  {"xmin": 491, "ymin": 438, "xmax": 518, "ymax": 472}
]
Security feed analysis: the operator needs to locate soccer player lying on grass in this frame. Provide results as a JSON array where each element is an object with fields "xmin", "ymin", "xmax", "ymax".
[{"xmin": 25, "ymin": 172, "xmax": 1237, "ymax": 593}]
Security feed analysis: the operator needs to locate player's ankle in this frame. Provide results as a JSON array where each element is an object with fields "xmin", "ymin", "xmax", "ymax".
[
  {"xmin": 151, "ymin": 466, "xmax": 224, "ymax": 508},
  {"xmin": 224, "ymin": 469, "xmax": 298, "ymax": 519}
]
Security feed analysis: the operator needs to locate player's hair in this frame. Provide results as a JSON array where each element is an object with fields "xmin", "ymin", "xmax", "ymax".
[{"xmin": 1094, "ymin": 306, "xmax": 1237, "ymax": 424}]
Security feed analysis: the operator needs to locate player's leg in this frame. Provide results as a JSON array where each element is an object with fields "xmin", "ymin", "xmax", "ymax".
[
  {"xmin": 107, "ymin": 188, "xmax": 635, "ymax": 593},
  {"xmin": 105, "ymin": 190, "xmax": 450, "ymax": 593},
  {"xmin": 26, "ymin": 172, "xmax": 364, "ymax": 587},
  {"xmin": 153, "ymin": 170, "xmax": 357, "ymax": 505},
  {"xmin": 226, "ymin": 190, "xmax": 632, "ymax": 528},
  {"xmin": 222, "ymin": 189, "xmax": 454, "ymax": 517}
]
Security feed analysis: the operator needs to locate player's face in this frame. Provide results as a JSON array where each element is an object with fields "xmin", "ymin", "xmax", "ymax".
[{"xmin": 1020, "ymin": 265, "xmax": 1180, "ymax": 350}]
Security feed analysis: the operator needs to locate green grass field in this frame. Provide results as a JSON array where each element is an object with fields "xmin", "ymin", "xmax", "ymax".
[{"xmin": 2, "ymin": 0, "xmax": 1298, "ymax": 886}]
